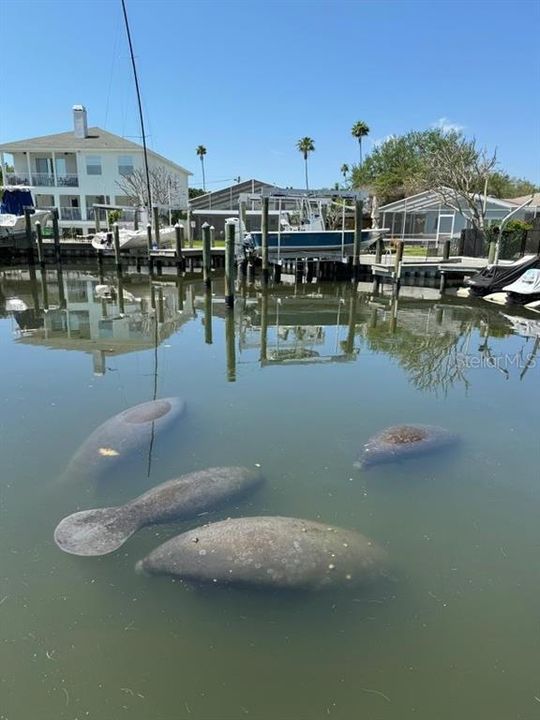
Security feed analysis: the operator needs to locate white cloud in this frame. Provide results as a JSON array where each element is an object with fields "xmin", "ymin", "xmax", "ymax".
[{"xmin": 432, "ymin": 117, "xmax": 464, "ymax": 134}]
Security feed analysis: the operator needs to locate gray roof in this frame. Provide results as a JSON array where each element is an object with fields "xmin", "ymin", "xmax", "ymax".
[
  {"xmin": 0, "ymin": 126, "xmax": 191, "ymax": 175},
  {"xmin": 189, "ymin": 179, "xmax": 276, "ymax": 209}
]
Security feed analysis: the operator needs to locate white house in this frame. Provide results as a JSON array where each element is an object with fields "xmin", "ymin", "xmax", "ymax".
[{"xmin": 0, "ymin": 105, "xmax": 191, "ymax": 234}]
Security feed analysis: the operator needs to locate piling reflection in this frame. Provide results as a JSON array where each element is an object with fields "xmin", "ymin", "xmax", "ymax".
[{"xmin": 1, "ymin": 268, "xmax": 538, "ymax": 390}]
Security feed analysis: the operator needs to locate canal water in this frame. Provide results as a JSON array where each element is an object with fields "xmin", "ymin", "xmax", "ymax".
[{"xmin": 1, "ymin": 266, "xmax": 539, "ymax": 720}]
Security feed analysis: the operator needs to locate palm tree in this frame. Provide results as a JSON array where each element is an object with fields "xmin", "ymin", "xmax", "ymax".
[
  {"xmin": 351, "ymin": 121, "xmax": 370, "ymax": 165},
  {"xmin": 196, "ymin": 145, "xmax": 207, "ymax": 191},
  {"xmin": 341, "ymin": 163, "xmax": 349, "ymax": 180},
  {"xmin": 297, "ymin": 137, "xmax": 315, "ymax": 190}
]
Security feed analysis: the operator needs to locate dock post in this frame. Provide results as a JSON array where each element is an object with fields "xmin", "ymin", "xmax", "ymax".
[
  {"xmin": 97, "ymin": 251, "xmax": 104, "ymax": 284},
  {"xmin": 345, "ymin": 286, "xmax": 358, "ymax": 355},
  {"xmin": 186, "ymin": 207, "xmax": 193, "ymax": 248},
  {"xmin": 225, "ymin": 220, "xmax": 236, "ymax": 308},
  {"xmin": 35, "ymin": 221, "xmax": 44, "ymax": 267},
  {"xmin": 40, "ymin": 267, "xmax": 49, "ymax": 310},
  {"xmin": 153, "ymin": 206, "xmax": 161, "ymax": 248},
  {"xmin": 133, "ymin": 206, "xmax": 139, "ymax": 231},
  {"xmin": 371, "ymin": 274, "xmax": 381, "ymax": 295},
  {"xmin": 274, "ymin": 261, "xmax": 282, "ymax": 284},
  {"xmin": 177, "ymin": 275, "xmax": 184, "ymax": 311},
  {"xmin": 261, "ymin": 196, "xmax": 269, "ymax": 284},
  {"xmin": 352, "ymin": 198, "xmax": 363, "ymax": 281},
  {"xmin": 175, "ymin": 223, "xmax": 184, "ymax": 272},
  {"xmin": 113, "ymin": 223, "xmax": 122, "ymax": 273},
  {"xmin": 442, "ymin": 238, "xmax": 450, "ymax": 261},
  {"xmin": 202, "ymin": 222, "xmax": 211, "ymax": 286},
  {"xmin": 24, "ymin": 208, "xmax": 35, "ymax": 266},
  {"xmin": 204, "ymin": 285, "xmax": 213, "ymax": 344},
  {"xmin": 375, "ymin": 236, "xmax": 383, "ymax": 264},
  {"xmin": 210, "ymin": 225, "xmax": 215, "ymax": 251},
  {"xmin": 117, "ymin": 269, "xmax": 125, "ymax": 315},
  {"xmin": 146, "ymin": 223, "xmax": 153, "ymax": 275},
  {"xmin": 225, "ymin": 307, "xmax": 236, "ymax": 382},
  {"xmin": 52, "ymin": 208, "xmax": 61, "ymax": 265},
  {"xmin": 439, "ymin": 270, "xmax": 447, "ymax": 294},
  {"xmin": 390, "ymin": 298, "xmax": 399, "ymax": 334}
]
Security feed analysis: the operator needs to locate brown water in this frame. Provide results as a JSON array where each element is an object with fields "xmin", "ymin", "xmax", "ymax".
[{"xmin": 1, "ymin": 266, "xmax": 539, "ymax": 720}]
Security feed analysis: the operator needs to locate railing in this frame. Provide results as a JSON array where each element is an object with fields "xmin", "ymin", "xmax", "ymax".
[
  {"xmin": 60, "ymin": 207, "xmax": 82, "ymax": 221},
  {"xmin": 56, "ymin": 173, "xmax": 79, "ymax": 187},
  {"xmin": 31, "ymin": 172, "xmax": 55, "ymax": 186},
  {"xmin": 5, "ymin": 172, "xmax": 31, "ymax": 186}
]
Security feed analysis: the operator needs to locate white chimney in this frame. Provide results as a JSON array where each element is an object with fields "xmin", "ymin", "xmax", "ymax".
[{"xmin": 73, "ymin": 104, "xmax": 88, "ymax": 139}]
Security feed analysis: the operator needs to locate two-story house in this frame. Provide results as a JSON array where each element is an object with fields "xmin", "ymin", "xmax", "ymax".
[{"xmin": 0, "ymin": 105, "xmax": 191, "ymax": 234}]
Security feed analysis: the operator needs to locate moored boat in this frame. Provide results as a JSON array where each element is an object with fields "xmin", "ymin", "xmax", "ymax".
[{"xmin": 0, "ymin": 187, "xmax": 50, "ymax": 239}]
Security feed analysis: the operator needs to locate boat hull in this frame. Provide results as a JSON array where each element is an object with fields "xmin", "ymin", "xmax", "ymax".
[{"xmin": 247, "ymin": 230, "xmax": 381, "ymax": 257}]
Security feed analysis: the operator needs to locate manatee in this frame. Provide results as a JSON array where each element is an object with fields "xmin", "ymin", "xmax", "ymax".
[
  {"xmin": 65, "ymin": 397, "xmax": 185, "ymax": 481},
  {"xmin": 54, "ymin": 466, "xmax": 263, "ymax": 556},
  {"xmin": 136, "ymin": 516, "xmax": 387, "ymax": 591},
  {"xmin": 357, "ymin": 424, "xmax": 458, "ymax": 469}
]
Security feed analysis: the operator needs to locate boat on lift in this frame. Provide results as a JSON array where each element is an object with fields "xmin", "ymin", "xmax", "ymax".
[
  {"xmin": 0, "ymin": 187, "xmax": 50, "ymax": 239},
  {"xmin": 91, "ymin": 224, "xmax": 176, "ymax": 252},
  {"xmin": 237, "ymin": 190, "xmax": 388, "ymax": 259}
]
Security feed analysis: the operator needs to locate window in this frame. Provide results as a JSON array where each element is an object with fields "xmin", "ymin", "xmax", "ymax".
[
  {"xmin": 118, "ymin": 155, "xmax": 134, "ymax": 176},
  {"xmin": 86, "ymin": 155, "xmax": 102, "ymax": 175}
]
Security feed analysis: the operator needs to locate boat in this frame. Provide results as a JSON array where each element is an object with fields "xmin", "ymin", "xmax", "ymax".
[
  {"xmin": 463, "ymin": 254, "xmax": 540, "ymax": 297},
  {"xmin": 238, "ymin": 191, "xmax": 388, "ymax": 259},
  {"xmin": 91, "ymin": 225, "xmax": 177, "ymax": 252},
  {"xmin": 0, "ymin": 187, "xmax": 50, "ymax": 239},
  {"xmin": 503, "ymin": 268, "xmax": 540, "ymax": 304}
]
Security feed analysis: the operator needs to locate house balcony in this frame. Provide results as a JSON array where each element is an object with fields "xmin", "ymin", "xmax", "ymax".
[
  {"xmin": 60, "ymin": 207, "xmax": 82, "ymax": 221},
  {"xmin": 4, "ymin": 171, "xmax": 79, "ymax": 188}
]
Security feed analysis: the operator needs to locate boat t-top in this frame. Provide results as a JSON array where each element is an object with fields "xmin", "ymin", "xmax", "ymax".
[{"xmin": 236, "ymin": 189, "xmax": 388, "ymax": 260}]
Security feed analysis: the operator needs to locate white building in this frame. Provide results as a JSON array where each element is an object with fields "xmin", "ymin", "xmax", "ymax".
[{"xmin": 0, "ymin": 105, "xmax": 191, "ymax": 234}]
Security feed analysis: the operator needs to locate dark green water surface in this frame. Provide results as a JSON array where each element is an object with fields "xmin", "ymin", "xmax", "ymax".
[{"xmin": 1, "ymin": 266, "xmax": 539, "ymax": 720}]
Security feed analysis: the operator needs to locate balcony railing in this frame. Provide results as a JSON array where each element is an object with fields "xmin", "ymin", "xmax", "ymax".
[
  {"xmin": 56, "ymin": 173, "xmax": 79, "ymax": 187},
  {"xmin": 60, "ymin": 207, "xmax": 82, "ymax": 221},
  {"xmin": 3, "ymin": 171, "xmax": 79, "ymax": 187}
]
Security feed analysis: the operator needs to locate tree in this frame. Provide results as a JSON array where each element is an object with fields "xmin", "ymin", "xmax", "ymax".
[
  {"xmin": 341, "ymin": 163, "xmax": 349, "ymax": 180},
  {"xmin": 196, "ymin": 145, "xmax": 207, "ymax": 191},
  {"xmin": 351, "ymin": 120, "xmax": 370, "ymax": 165},
  {"xmin": 420, "ymin": 131, "xmax": 497, "ymax": 233},
  {"xmin": 189, "ymin": 187, "xmax": 205, "ymax": 200},
  {"xmin": 297, "ymin": 137, "xmax": 315, "ymax": 190},
  {"xmin": 486, "ymin": 172, "xmax": 539, "ymax": 199},
  {"xmin": 116, "ymin": 166, "xmax": 182, "ymax": 208}
]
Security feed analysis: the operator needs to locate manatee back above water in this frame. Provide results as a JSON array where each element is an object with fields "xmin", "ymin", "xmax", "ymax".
[
  {"xmin": 137, "ymin": 516, "xmax": 387, "ymax": 591},
  {"xmin": 65, "ymin": 397, "xmax": 185, "ymax": 481},
  {"xmin": 54, "ymin": 466, "xmax": 263, "ymax": 556},
  {"xmin": 358, "ymin": 424, "xmax": 458, "ymax": 469}
]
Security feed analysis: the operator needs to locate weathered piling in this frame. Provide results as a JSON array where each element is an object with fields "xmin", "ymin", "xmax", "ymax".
[
  {"xmin": 439, "ymin": 270, "xmax": 447, "ymax": 294},
  {"xmin": 352, "ymin": 198, "xmax": 363, "ymax": 281},
  {"xmin": 113, "ymin": 223, "xmax": 122, "ymax": 273},
  {"xmin": 210, "ymin": 225, "xmax": 215, "ymax": 249},
  {"xmin": 117, "ymin": 269, "xmax": 125, "ymax": 315},
  {"xmin": 375, "ymin": 236, "xmax": 384, "ymax": 264},
  {"xmin": 153, "ymin": 207, "xmax": 160, "ymax": 248},
  {"xmin": 133, "ymin": 206, "xmax": 139, "ymax": 231},
  {"xmin": 393, "ymin": 239, "xmax": 404, "ymax": 296},
  {"xmin": 35, "ymin": 221, "xmax": 44, "ymax": 267},
  {"xmin": 225, "ymin": 307, "xmax": 236, "ymax": 382},
  {"xmin": 146, "ymin": 223, "xmax": 153, "ymax": 252},
  {"xmin": 225, "ymin": 220, "xmax": 236, "ymax": 307},
  {"xmin": 52, "ymin": 208, "xmax": 61, "ymax": 265},
  {"xmin": 40, "ymin": 267, "xmax": 49, "ymax": 310},
  {"xmin": 56, "ymin": 265, "xmax": 66, "ymax": 309},
  {"xmin": 174, "ymin": 223, "xmax": 184, "ymax": 272},
  {"xmin": 202, "ymin": 222, "xmax": 211, "ymax": 287},
  {"xmin": 442, "ymin": 238, "xmax": 451, "ymax": 261},
  {"xmin": 23, "ymin": 208, "xmax": 35, "ymax": 267},
  {"xmin": 261, "ymin": 196, "xmax": 269, "ymax": 284},
  {"xmin": 97, "ymin": 251, "xmax": 105, "ymax": 284},
  {"xmin": 204, "ymin": 285, "xmax": 213, "ymax": 344},
  {"xmin": 176, "ymin": 276, "xmax": 184, "ymax": 311},
  {"xmin": 390, "ymin": 298, "xmax": 399, "ymax": 334}
]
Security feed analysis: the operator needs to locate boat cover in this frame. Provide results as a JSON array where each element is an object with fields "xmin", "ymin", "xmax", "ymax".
[
  {"xmin": 503, "ymin": 268, "xmax": 540, "ymax": 297},
  {"xmin": 1, "ymin": 189, "xmax": 35, "ymax": 216},
  {"xmin": 465, "ymin": 254, "xmax": 540, "ymax": 295}
]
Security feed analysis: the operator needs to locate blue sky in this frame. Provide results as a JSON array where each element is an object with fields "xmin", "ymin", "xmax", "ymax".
[{"xmin": 1, "ymin": 0, "xmax": 539, "ymax": 190}]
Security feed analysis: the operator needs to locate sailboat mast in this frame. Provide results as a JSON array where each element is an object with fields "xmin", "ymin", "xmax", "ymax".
[{"xmin": 120, "ymin": 0, "xmax": 152, "ymax": 212}]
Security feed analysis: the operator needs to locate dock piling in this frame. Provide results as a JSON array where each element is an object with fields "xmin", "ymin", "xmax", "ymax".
[
  {"xmin": 352, "ymin": 198, "xmax": 363, "ymax": 281},
  {"xmin": 261, "ymin": 196, "xmax": 269, "ymax": 284},
  {"xmin": 442, "ymin": 239, "xmax": 451, "ymax": 261},
  {"xmin": 225, "ymin": 220, "xmax": 236, "ymax": 307},
  {"xmin": 375, "ymin": 236, "xmax": 383, "ymax": 264},
  {"xmin": 153, "ymin": 207, "xmax": 161, "ymax": 248},
  {"xmin": 204, "ymin": 285, "xmax": 213, "ymax": 344},
  {"xmin": 225, "ymin": 307, "xmax": 236, "ymax": 382},
  {"xmin": 52, "ymin": 209, "xmax": 61, "ymax": 265},
  {"xmin": 35, "ymin": 221, "xmax": 44, "ymax": 267},
  {"xmin": 113, "ymin": 223, "xmax": 122, "ymax": 273},
  {"xmin": 24, "ymin": 208, "xmax": 35, "ymax": 266},
  {"xmin": 202, "ymin": 222, "xmax": 211, "ymax": 286},
  {"xmin": 175, "ymin": 223, "xmax": 184, "ymax": 271}
]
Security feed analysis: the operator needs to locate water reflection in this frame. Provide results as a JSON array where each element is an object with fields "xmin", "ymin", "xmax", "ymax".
[{"xmin": 1, "ymin": 268, "xmax": 538, "ymax": 389}]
